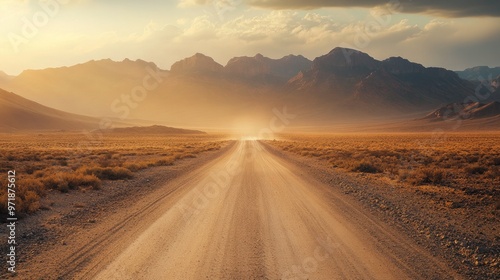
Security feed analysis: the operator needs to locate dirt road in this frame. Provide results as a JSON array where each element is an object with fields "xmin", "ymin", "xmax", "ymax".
[{"xmin": 73, "ymin": 140, "xmax": 456, "ymax": 280}]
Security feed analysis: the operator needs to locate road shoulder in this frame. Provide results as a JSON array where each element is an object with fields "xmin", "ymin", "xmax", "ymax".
[{"xmin": 261, "ymin": 141, "xmax": 492, "ymax": 279}]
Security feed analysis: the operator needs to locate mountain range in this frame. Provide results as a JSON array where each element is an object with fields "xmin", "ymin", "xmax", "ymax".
[
  {"xmin": 1, "ymin": 47, "xmax": 499, "ymax": 132},
  {"xmin": 455, "ymin": 66, "xmax": 500, "ymax": 81},
  {"xmin": 169, "ymin": 52, "xmax": 312, "ymax": 82},
  {"xmin": 285, "ymin": 48, "xmax": 481, "ymax": 119}
]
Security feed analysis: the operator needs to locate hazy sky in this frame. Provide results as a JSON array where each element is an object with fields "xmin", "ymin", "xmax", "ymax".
[{"xmin": 1, "ymin": 0, "xmax": 499, "ymax": 75}]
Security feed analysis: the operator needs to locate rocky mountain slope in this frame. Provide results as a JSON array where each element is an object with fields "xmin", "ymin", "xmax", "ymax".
[
  {"xmin": 0, "ymin": 88, "xmax": 101, "ymax": 132},
  {"xmin": 287, "ymin": 48, "xmax": 475, "ymax": 116}
]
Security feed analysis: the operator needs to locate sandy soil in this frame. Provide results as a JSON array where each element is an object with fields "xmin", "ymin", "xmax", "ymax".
[{"xmin": 4, "ymin": 140, "xmax": 467, "ymax": 279}]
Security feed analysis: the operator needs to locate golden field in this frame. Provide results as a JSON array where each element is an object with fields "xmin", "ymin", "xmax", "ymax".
[
  {"xmin": 0, "ymin": 133, "xmax": 228, "ymax": 214},
  {"xmin": 265, "ymin": 133, "xmax": 500, "ymax": 208}
]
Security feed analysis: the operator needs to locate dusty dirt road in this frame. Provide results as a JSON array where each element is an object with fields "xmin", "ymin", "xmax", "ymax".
[
  {"xmin": 65, "ymin": 140, "xmax": 458, "ymax": 280},
  {"xmin": 13, "ymin": 140, "xmax": 461, "ymax": 279}
]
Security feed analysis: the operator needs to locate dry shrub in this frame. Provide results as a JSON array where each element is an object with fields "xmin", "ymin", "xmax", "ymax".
[
  {"xmin": 0, "ymin": 176, "xmax": 8, "ymax": 215},
  {"xmin": 17, "ymin": 191, "xmax": 40, "ymax": 213},
  {"xmin": 0, "ymin": 192, "xmax": 7, "ymax": 215},
  {"xmin": 42, "ymin": 173, "xmax": 69, "ymax": 192},
  {"xmin": 20, "ymin": 178, "xmax": 46, "ymax": 196},
  {"xmin": 81, "ymin": 166, "xmax": 133, "ymax": 180},
  {"xmin": 484, "ymin": 166, "xmax": 500, "ymax": 179},
  {"xmin": 65, "ymin": 173, "xmax": 101, "ymax": 190},
  {"xmin": 15, "ymin": 178, "xmax": 48, "ymax": 213},
  {"xmin": 155, "ymin": 157, "xmax": 175, "ymax": 166},
  {"xmin": 409, "ymin": 168, "xmax": 447, "ymax": 185},
  {"xmin": 97, "ymin": 155, "xmax": 115, "ymax": 167},
  {"xmin": 352, "ymin": 162, "xmax": 381, "ymax": 173},
  {"xmin": 465, "ymin": 164, "xmax": 488, "ymax": 175},
  {"xmin": 1, "ymin": 171, "xmax": 100, "ymax": 214},
  {"xmin": 24, "ymin": 164, "xmax": 44, "ymax": 175},
  {"xmin": 42, "ymin": 172, "xmax": 101, "ymax": 191},
  {"xmin": 466, "ymin": 155, "xmax": 480, "ymax": 163}
]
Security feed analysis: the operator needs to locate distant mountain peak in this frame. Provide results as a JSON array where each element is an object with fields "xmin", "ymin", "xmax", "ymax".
[
  {"xmin": 85, "ymin": 58, "xmax": 114, "ymax": 65},
  {"xmin": 121, "ymin": 58, "xmax": 159, "ymax": 69},
  {"xmin": 382, "ymin": 56, "xmax": 425, "ymax": 74},
  {"xmin": 282, "ymin": 54, "xmax": 307, "ymax": 59},
  {"xmin": 466, "ymin": 66, "xmax": 495, "ymax": 71},
  {"xmin": 312, "ymin": 47, "xmax": 379, "ymax": 72},
  {"xmin": 254, "ymin": 53, "xmax": 265, "ymax": 59},
  {"xmin": 224, "ymin": 53, "xmax": 312, "ymax": 81},
  {"xmin": 324, "ymin": 47, "xmax": 375, "ymax": 62},
  {"xmin": 170, "ymin": 53, "xmax": 223, "ymax": 74},
  {"xmin": 327, "ymin": 47, "xmax": 358, "ymax": 55},
  {"xmin": 15, "ymin": 58, "xmax": 162, "ymax": 79},
  {"xmin": 384, "ymin": 56, "xmax": 409, "ymax": 63}
]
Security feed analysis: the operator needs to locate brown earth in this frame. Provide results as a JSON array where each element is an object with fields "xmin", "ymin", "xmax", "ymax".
[{"xmin": 2, "ymin": 140, "xmax": 470, "ymax": 279}]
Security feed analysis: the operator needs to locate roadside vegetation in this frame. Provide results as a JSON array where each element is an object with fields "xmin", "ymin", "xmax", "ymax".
[
  {"xmin": 0, "ymin": 133, "xmax": 228, "ymax": 215},
  {"xmin": 265, "ymin": 133, "xmax": 499, "ymax": 279},
  {"xmin": 265, "ymin": 133, "xmax": 499, "ymax": 208}
]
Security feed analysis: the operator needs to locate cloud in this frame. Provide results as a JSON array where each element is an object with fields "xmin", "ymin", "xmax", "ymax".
[
  {"xmin": 218, "ymin": 11, "xmax": 340, "ymax": 45},
  {"xmin": 223, "ymin": 0, "xmax": 499, "ymax": 18},
  {"xmin": 332, "ymin": 16, "xmax": 500, "ymax": 69},
  {"xmin": 180, "ymin": 15, "xmax": 218, "ymax": 40},
  {"xmin": 178, "ymin": 0, "xmax": 211, "ymax": 8}
]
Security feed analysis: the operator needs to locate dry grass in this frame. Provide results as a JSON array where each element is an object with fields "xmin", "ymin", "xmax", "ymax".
[
  {"xmin": 0, "ymin": 133, "xmax": 228, "ymax": 215},
  {"xmin": 79, "ymin": 166, "xmax": 133, "ymax": 180},
  {"xmin": 265, "ymin": 133, "xmax": 500, "ymax": 199}
]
